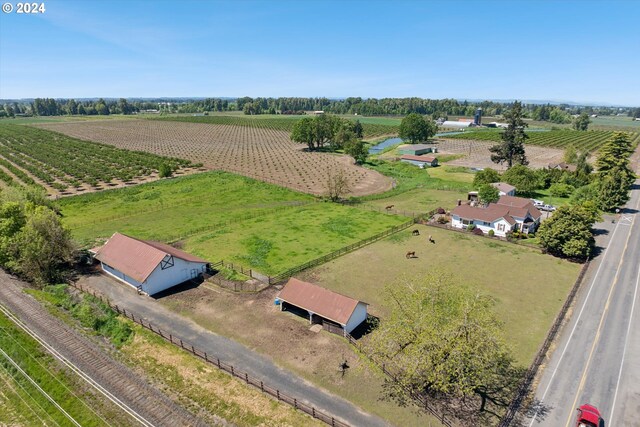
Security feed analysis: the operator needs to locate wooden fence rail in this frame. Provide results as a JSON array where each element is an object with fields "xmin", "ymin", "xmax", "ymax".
[{"xmin": 67, "ymin": 281, "xmax": 350, "ymax": 427}]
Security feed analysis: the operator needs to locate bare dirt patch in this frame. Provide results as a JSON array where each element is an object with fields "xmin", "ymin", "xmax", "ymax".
[
  {"xmin": 37, "ymin": 120, "xmax": 393, "ymax": 197},
  {"xmin": 433, "ymin": 138, "xmax": 565, "ymax": 171}
]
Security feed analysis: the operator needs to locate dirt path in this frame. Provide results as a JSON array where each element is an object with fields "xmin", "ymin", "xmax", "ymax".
[
  {"xmin": 78, "ymin": 273, "xmax": 390, "ymax": 427},
  {"xmin": 0, "ymin": 270, "xmax": 210, "ymax": 427}
]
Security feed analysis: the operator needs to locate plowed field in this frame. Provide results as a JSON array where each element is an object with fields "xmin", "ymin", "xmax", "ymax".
[{"xmin": 37, "ymin": 120, "xmax": 393, "ymax": 196}]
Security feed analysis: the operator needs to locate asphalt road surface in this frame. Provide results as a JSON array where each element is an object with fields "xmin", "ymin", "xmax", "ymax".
[{"xmin": 528, "ymin": 179, "xmax": 640, "ymax": 427}]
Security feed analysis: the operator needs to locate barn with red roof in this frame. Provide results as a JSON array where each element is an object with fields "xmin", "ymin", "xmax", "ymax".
[
  {"xmin": 277, "ymin": 278, "xmax": 368, "ymax": 336},
  {"xmin": 94, "ymin": 232, "xmax": 208, "ymax": 295}
]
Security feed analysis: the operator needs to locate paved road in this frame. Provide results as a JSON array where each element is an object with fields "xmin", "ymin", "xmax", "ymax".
[
  {"xmin": 528, "ymin": 179, "xmax": 640, "ymax": 427},
  {"xmin": 80, "ymin": 274, "xmax": 390, "ymax": 427}
]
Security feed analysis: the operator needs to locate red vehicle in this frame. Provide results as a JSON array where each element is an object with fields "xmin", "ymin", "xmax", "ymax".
[{"xmin": 576, "ymin": 404, "xmax": 602, "ymax": 427}]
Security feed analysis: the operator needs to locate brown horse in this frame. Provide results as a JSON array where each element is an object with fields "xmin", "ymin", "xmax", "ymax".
[
  {"xmin": 406, "ymin": 251, "xmax": 416, "ymax": 258},
  {"xmin": 385, "ymin": 205, "xmax": 395, "ymax": 211},
  {"xmin": 412, "ymin": 229, "xmax": 420, "ymax": 236}
]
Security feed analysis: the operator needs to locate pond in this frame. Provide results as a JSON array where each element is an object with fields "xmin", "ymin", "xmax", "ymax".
[{"xmin": 368, "ymin": 137, "xmax": 403, "ymax": 154}]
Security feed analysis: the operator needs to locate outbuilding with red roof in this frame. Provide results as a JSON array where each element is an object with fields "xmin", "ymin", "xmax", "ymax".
[
  {"xmin": 277, "ymin": 278, "xmax": 368, "ymax": 336},
  {"xmin": 94, "ymin": 232, "xmax": 208, "ymax": 295}
]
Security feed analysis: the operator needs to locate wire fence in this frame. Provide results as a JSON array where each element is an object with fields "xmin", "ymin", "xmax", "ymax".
[
  {"xmin": 498, "ymin": 259, "xmax": 591, "ymax": 426},
  {"xmin": 67, "ymin": 280, "xmax": 350, "ymax": 427},
  {"xmin": 269, "ymin": 218, "xmax": 419, "ymax": 284}
]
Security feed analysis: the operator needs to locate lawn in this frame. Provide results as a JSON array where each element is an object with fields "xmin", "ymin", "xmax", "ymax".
[
  {"xmin": 362, "ymin": 188, "xmax": 465, "ymax": 216},
  {"xmin": 183, "ymin": 203, "xmax": 408, "ymax": 275},
  {"xmin": 298, "ymin": 225, "xmax": 581, "ymax": 366},
  {"xmin": 58, "ymin": 171, "xmax": 313, "ymax": 245},
  {"xmin": 58, "ymin": 171, "xmax": 407, "ymax": 275}
]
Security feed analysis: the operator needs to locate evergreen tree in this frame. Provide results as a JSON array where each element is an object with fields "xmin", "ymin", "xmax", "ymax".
[{"xmin": 489, "ymin": 101, "xmax": 528, "ymax": 168}]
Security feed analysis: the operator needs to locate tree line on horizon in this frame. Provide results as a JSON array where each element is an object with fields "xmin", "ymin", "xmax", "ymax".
[{"xmin": 2, "ymin": 97, "xmax": 637, "ymax": 119}]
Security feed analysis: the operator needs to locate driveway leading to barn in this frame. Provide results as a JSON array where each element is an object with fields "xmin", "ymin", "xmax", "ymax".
[{"xmin": 78, "ymin": 274, "xmax": 390, "ymax": 427}]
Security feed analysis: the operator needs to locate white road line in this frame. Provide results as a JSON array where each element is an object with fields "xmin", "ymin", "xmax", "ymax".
[
  {"xmin": 528, "ymin": 219, "xmax": 622, "ymax": 426},
  {"xmin": 609, "ymin": 245, "xmax": 640, "ymax": 425}
]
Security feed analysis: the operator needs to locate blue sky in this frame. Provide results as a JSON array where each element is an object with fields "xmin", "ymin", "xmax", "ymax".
[{"xmin": 1, "ymin": 0, "xmax": 638, "ymax": 105}]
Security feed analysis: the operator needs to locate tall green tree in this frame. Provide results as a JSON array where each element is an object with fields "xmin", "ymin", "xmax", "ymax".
[
  {"xmin": 501, "ymin": 165, "xmax": 539, "ymax": 195},
  {"xmin": 537, "ymin": 204, "xmax": 597, "ymax": 260},
  {"xmin": 344, "ymin": 138, "xmax": 368, "ymax": 164},
  {"xmin": 597, "ymin": 167, "xmax": 633, "ymax": 210},
  {"xmin": 290, "ymin": 117, "xmax": 316, "ymax": 150},
  {"xmin": 595, "ymin": 132, "xmax": 634, "ymax": 178},
  {"xmin": 489, "ymin": 101, "xmax": 529, "ymax": 168},
  {"xmin": 472, "ymin": 168, "xmax": 501, "ymax": 187},
  {"xmin": 478, "ymin": 184, "xmax": 500, "ymax": 204},
  {"xmin": 368, "ymin": 271, "xmax": 520, "ymax": 423},
  {"xmin": 399, "ymin": 113, "xmax": 436, "ymax": 144},
  {"xmin": 573, "ymin": 113, "xmax": 591, "ymax": 131}
]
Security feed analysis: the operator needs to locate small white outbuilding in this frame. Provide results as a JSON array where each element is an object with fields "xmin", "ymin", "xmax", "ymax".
[{"xmin": 95, "ymin": 232, "xmax": 208, "ymax": 296}]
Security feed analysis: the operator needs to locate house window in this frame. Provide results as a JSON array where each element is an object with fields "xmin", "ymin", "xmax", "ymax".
[
  {"xmin": 483, "ymin": 221, "xmax": 491, "ymax": 226},
  {"xmin": 462, "ymin": 219, "xmax": 470, "ymax": 225},
  {"xmin": 498, "ymin": 223, "xmax": 505, "ymax": 232}
]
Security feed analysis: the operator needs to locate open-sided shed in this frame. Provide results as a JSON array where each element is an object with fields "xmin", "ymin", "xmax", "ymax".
[{"xmin": 277, "ymin": 278, "xmax": 368, "ymax": 336}]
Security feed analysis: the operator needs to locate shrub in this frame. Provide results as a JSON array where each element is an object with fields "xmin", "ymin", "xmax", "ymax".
[
  {"xmin": 466, "ymin": 224, "xmax": 476, "ymax": 231},
  {"xmin": 436, "ymin": 207, "xmax": 446, "ymax": 214},
  {"xmin": 549, "ymin": 183, "xmax": 575, "ymax": 198},
  {"xmin": 437, "ymin": 216, "xmax": 449, "ymax": 224},
  {"xmin": 158, "ymin": 163, "xmax": 173, "ymax": 178},
  {"xmin": 488, "ymin": 229, "xmax": 495, "ymax": 237}
]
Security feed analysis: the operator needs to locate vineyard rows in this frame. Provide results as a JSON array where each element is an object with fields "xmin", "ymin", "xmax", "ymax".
[
  {"xmin": 38, "ymin": 119, "xmax": 394, "ymax": 196},
  {"xmin": 150, "ymin": 114, "xmax": 400, "ymax": 139},
  {"xmin": 0, "ymin": 124, "xmax": 193, "ymax": 194},
  {"xmin": 441, "ymin": 129, "xmax": 640, "ymax": 152}
]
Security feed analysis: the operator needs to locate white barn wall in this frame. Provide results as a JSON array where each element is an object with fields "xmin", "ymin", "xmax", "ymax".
[
  {"xmin": 144, "ymin": 257, "xmax": 207, "ymax": 295},
  {"xmin": 345, "ymin": 302, "xmax": 368, "ymax": 334},
  {"xmin": 102, "ymin": 263, "xmax": 144, "ymax": 289}
]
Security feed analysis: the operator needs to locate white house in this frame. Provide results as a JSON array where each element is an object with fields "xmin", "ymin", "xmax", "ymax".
[
  {"xmin": 451, "ymin": 195, "xmax": 542, "ymax": 237},
  {"xmin": 94, "ymin": 233, "xmax": 208, "ymax": 296},
  {"xmin": 491, "ymin": 182, "xmax": 516, "ymax": 196},
  {"xmin": 276, "ymin": 278, "xmax": 368, "ymax": 336}
]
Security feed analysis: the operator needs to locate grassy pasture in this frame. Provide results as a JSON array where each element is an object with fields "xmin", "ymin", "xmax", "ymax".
[
  {"xmin": 0, "ymin": 311, "xmax": 132, "ymax": 426},
  {"xmin": 299, "ymin": 226, "xmax": 581, "ymax": 365},
  {"xmin": 58, "ymin": 171, "xmax": 406, "ymax": 275}
]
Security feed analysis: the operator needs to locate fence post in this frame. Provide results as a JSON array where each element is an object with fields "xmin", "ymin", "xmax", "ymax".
[
  {"xmin": 294, "ymin": 398, "xmax": 297, "ymax": 409},
  {"xmin": 231, "ymin": 366, "xmax": 234, "ymax": 376},
  {"xmin": 204, "ymin": 353, "xmax": 208, "ymax": 362},
  {"xmin": 245, "ymin": 373, "xmax": 249, "ymax": 383},
  {"xmin": 217, "ymin": 358, "xmax": 221, "ymax": 368},
  {"xmin": 191, "ymin": 345, "xmax": 195, "ymax": 354},
  {"xmin": 180, "ymin": 339, "xmax": 183, "ymax": 348},
  {"xmin": 312, "ymin": 408, "xmax": 316, "ymax": 418},
  {"xmin": 277, "ymin": 390, "xmax": 280, "ymax": 400},
  {"xmin": 260, "ymin": 381, "xmax": 264, "ymax": 392}
]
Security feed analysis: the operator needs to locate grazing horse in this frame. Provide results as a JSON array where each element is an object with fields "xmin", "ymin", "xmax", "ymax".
[
  {"xmin": 385, "ymin": 205, "xmax": 395, "ymax": 211},
  {"xmin": 406, "ymin": 251, "xmax": 416, "ymax": 258},
  {"xmin": 428, "ymin": 235, "xmax": 435, "ymax": 244},
  {"xmin": 412, "ymin": 229, "xmax": 420, "ymax": 236}
]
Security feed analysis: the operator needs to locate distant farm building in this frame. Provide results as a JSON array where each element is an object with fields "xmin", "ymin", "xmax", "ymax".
[
  {"xmin": 94, "ymin": 232, "xmax": 208, "ymax": 295},
  {"xmin": 548, "ymin": 162, "xmax": 577, "ymax": 172},
  {"xmin": 400, "ymin": 154, "xmax": 439, "ymax": 168},
  {"xmin": 398, "ymin": 144, "xmax": 437, "ymax": 156},
  {"xmin": 491, "ymin": 182, "xmax": 517, "ymax": 196},
  {"xmin": 440, "ymin": 120, "xmax": 474, "ymax": 129},
  {"xmin": 276, "ymin": 278, "xmax": 368, "ymax": 336}
]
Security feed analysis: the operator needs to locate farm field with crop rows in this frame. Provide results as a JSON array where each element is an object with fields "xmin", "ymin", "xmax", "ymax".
[
  {"xmin": 0, "ymin": 124, "xmax": 194, "ymax": 196},
  {"xmin": 58, "ymin": 171, "xmax": 406, "ymax": 275},
  {"xmin": 38, "ymin": 119, "xmax": 393, "ymax": 196},
  {"xmin": 150, "ymin": 114, "xmax": 400, "ymax": 139},
  {"xmin": 442, "ymin": 129, "xmax": 640, "ymax": 152}
]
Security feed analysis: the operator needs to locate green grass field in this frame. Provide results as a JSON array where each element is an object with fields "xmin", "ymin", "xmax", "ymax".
[
  {"xmin": 58, "ymin": 171, "xmax": 407, "ymax": 275},
  {"xmin": 58, "ymin": 171, "xmax": 313, "ymax": 244},
  {"xmin": 299, "ymin": 226, "xmax": 581, "ymax": 365},
  {"xmin": 0, "ymin": 311, "xmax": 134, "ymax": 426},
  {"xmin": 183, "ymin": 203, "xmax": 407, "ymax": 274}
]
